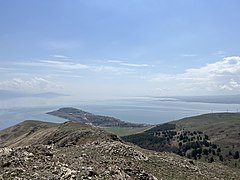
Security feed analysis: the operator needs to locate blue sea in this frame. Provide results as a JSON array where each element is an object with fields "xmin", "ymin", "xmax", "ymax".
[{"xmin": 0, "ymin": 98, "xmax": 240, "ymax": 130}]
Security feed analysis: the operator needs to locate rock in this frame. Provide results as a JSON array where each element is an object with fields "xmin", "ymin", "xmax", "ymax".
[
  {"xmin": 32, "ymin": 165, "xmax": 38, "ymax": 170},
  {"xmin": 88, "ymin": 170, "xmax": 98, "ymax": 177},
  {"xmin": 2, "ymin": 161, "xmax": 11, "ymax": 167},
  {"xmin": 188, "ymin": 160, "xmax": 195, "ymax": 165},
  {"xmin": 0, "ymin": 148, "xmax": 13, "ymax": 157}
]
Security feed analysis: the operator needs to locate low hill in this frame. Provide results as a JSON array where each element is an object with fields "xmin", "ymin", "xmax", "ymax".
[
  {"xmin": 47, "ymin": 107, "xmax": 145, "ymax": 128},
  {"xmin": 1, "ymin": 120, "xmax": 240, "ymax": 179},
  {"xmin": 123, "ymin": 113, "xmax": 240, "ymax": 168},
  {"xmin": 175, "ymin": 113, "xmax": 240, "ymax": 145},
  {"xmin": 0, "ymin": 120, "xmax": 58, "ymax": 148}
]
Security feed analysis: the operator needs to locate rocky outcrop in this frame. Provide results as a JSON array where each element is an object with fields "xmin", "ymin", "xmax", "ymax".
[{"xmin": 0, "ymin": 143, "xmax": 157, "ymax": 180}]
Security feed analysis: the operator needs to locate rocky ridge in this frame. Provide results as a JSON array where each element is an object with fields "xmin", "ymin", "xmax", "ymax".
[{"xmin": 0, "ymin": 120, "xmax": 240, "ymax": 179}]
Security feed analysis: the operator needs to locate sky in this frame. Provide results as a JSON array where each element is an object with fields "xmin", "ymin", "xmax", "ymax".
[{"xmin": 1, "ymin": 0, "xmax": 240, "ymax": 103}]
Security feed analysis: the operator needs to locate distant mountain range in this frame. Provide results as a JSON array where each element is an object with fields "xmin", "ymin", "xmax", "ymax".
[
  {"xmin": 0, "ymin": 90, "xmax": 67, "ymax": 100},
  {"xmin": 153, "ymin": 94, "xmax": 240, "ymax": 104},
  {"xmin": 47, "ymin": 107, "xmax": 145, "ymax": 128}
]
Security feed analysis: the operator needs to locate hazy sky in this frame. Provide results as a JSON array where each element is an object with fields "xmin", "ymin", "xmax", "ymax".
[{"xmin": 1, "ymin": 0, "xmax": 240, "ymax": 101}]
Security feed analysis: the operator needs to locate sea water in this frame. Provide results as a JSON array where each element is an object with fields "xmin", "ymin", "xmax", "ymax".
[{"xmin": 0, "ymin": 98, "xmax": 239, "ymax": 130}]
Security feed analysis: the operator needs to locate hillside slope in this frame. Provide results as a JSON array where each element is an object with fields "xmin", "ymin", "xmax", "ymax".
[
  {"xmin": 0, "ymin": 120, "xmax": 58, "ymax": 148},
  {"xmin": 123, "ymin": 113, "xmax": 240, "ymax": 168},
  {"xmin": 175, "ymin": 113, "xmax": 240, "ymax": 145},
  {"xmin": 1, "ymin": 120, "xmax": 240, "ymax": 179}
]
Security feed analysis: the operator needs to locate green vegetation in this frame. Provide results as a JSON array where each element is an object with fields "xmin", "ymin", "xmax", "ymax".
[
  {"xmin": 176, "ymin": 113, "xmax": 240, "ymax": 167},
  {"xmin": 145, "ymin": 123, "xmax": 176, "ymax": 133},
  {"xmin": 103, "ymin": 126, "xmax": 153, "ymax": 137},
  {"xmin": 123, "ymin": 123, "xmax": 178, "ymax": 152},
  {"xmin": 123, "ymin": 113, "xmax": 240, "ymax": 168}
]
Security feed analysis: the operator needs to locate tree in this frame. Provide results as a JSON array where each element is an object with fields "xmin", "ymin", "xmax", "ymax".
[
  {"xmin": 177, "ymin": 150, "xmax": 183, "ymax": 156},
  {"xmin": 203, "ymin": 149, "xmax": 209, "ymax": 156},
  {"xmin": 219, "ymin": 155, "xmax": 223, "ymax": 162},
  {"xmin": 191, "ymin": 149, "xmax": 198, "ymax": 159},
  {"xmin": 198, "ymin": 154, "xmax": 202, "ymax": 159},
  {"xmin": 204, "ymin": 134, "xmax": 209, "ymax": 140},
  {"xmin": 234, "ymin": 151, "xmax": 239, "ymax": 159},
  {"xmin": 179, "ymin": 134, "xmax": 183, "ymax": 141},
  {"xmin": 197, "ymin": 148, "xmax": 202, "ymax": 155},
  {"xmin": 203, "ymin": 140, "xmax": 209, "ymax": 147},
  {"xmin": 211, "ymin": 144, "xmax": 217, "ymax": 149}
]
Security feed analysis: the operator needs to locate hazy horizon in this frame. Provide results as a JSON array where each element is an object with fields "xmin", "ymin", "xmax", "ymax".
[{"xmin": 1, "ymin": 1, "xmax": 240, "ymax": 105}]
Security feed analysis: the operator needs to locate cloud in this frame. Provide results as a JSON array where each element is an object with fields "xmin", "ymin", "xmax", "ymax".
[
  {"xmin": 119, "ymin": 63, "xmax": 152, "ymax": 67},
  {"xmin": 107, "ymin": 60, "xmax": 153, "ymax": 67},
  {"xmin": 0, "ymin": 77, "xmax": 61, "ymax": 92},
  {"xmin": 50, "ymin": 54, "xmax": 70, "ymax": 59},
  {"xmin": 107, "ymin": 60, "xmax": 122, "ymax": 63},
  {"xmin": 39, "ymin": 60, "xmax": 89, "ymax": 70},
  {"xmin": 220, "ymin": 79, "xmax": 240, "ymax": 91},
  {"xmin": 0, "ymin": 67, "xmax": 17, "ymax": 72},
  {"xmin": 92, "ymin": 65, "xmax": 135, "ymax": 75},
  {"xmin": 93, "ymin": 60, "xmax": 153, "ymax": 74},
  {"xmin": 180, "ymin": 54, "xmax": 198, "ymax": 57},
  {"xmin": 186, "ymin": 56, "xmax": 240, "ymax": 75},
  {"xmin": 15, "ymin": 59, "xmax": 137, "ymax": 77},
  {"xmin": 229, "ymin": 79, "xmax": 240, "ymax": 88},
  {"xmin": 38, "ymin": 60, "xmax": 135, "ymax": 74},
  {"xmin": 15, "ymin": 56, "xmax": 153, "ymax": 78},
  {"xmin": 220, "ymin": 85, "xmax": 232, "ymax": 91},
  {"xmin": 150, "ymin": 56, "xmax": 240, "ymax": 95},
  {"xmin": 18, "ymin": 59, "xmax": 89, "ymax": 71},
  {"xmin": 93, "ymin": 65, "xmax": 120, "ymax": 73}
]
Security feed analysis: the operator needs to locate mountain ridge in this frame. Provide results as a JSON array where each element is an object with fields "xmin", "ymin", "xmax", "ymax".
[
  {"xmin": 1, "ymin": 120, "xmax": 240, "ymax": 179},
  {"xmin": 0, "ymin": 89, "xmax": 67, "ymax": 100}
]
